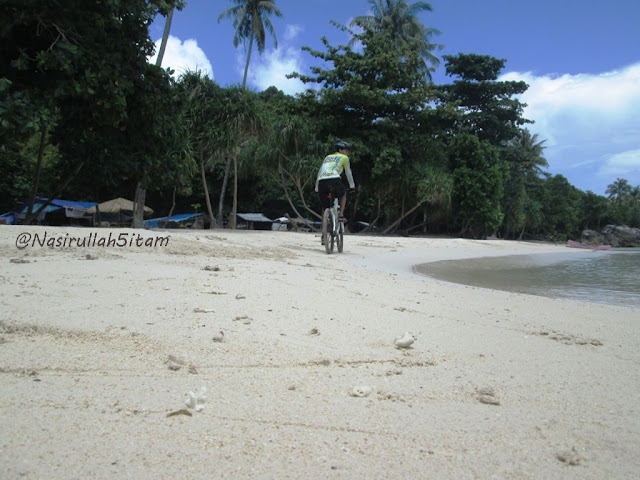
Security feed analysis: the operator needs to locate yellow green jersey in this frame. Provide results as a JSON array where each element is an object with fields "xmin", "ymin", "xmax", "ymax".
[{"xmin": 315, "ymin": 152, "xmax": 355, "ymax": 192}]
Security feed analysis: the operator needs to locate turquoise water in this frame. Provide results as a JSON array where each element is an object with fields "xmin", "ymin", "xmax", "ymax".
[{"xmin": 415, "ymin": 248, "xmax": 640, "ymax": 308}]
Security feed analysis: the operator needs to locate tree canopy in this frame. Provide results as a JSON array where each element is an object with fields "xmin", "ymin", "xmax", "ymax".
[{"xmin": 2, "ymin": 2, "xmax": 638, "ymax": 237}]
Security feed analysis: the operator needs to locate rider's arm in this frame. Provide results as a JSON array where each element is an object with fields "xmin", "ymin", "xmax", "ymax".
[
  {"xmin": 315, "ymin": 166, "xmax": 322, "ymax": 192},
  {"xmin": 343, "ymin": 158, "xmax": 355, "ymax": 189}
]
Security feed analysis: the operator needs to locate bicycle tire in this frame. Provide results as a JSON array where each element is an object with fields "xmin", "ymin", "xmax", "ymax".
[
  {"xmin": 337, "ymin": 220, "xmax": 344, "ymax": 253},
  {"xmin": 323, "ymin": 208, "xmax": 333, "ymax": 254}
]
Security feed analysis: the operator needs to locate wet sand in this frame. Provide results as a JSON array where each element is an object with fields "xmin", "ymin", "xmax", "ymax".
[{"xmin": 416, "ymin": 250, "xmax": 640, "ymax": 308}]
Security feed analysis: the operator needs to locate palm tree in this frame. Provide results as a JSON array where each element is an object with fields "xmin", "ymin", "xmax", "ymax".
[
  {"xmin": 606, "ymin": 177, "xmax": 632, "ymax": 204},
  {"xmin": 630, "ymin": 185, "xmax": 640, "ymax": 207},
  {"xmin": 133, "ymin": 1, "xmax": 178, "ymax": 228},
  {"xmin": 218, "ymin": 0, "xmax": 283, "ymax": 88},
  {"xmin": 518, "ymin": 129, "xmax": 548, "ymax": 175},
  {"xmin": 155, "ymin": 3, "xmax": 176, "ymax": 68},
  {"xmin": 350, "ymin": 0, "xmax": 441, "ymax": 79}
]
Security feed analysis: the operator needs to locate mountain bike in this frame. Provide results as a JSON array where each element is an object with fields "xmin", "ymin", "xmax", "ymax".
[{"xmin": 322, "ymin": 187, "xmax": 344, "ymax": 254}]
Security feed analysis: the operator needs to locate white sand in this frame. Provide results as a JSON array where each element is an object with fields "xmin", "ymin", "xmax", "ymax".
[{"xmin": 1, "ymin": 226, "xmax": 638, "ymax": 479}]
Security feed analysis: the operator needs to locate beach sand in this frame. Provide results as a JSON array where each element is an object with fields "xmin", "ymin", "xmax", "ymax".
[{"xmin": 1, "ymin": 226, "xmax": 638, "ymax": 479}]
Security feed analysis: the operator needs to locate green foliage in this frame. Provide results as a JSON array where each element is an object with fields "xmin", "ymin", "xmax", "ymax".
[
  {"xmin": 450, "ymin": 134, "xmax": 506, "ymax": 238},
  {"xmin": 0, "ymin": 140, "xmax": 32, "ymax": 211},
  {"xmin": 501, "ymin": 169, "xmax": 527, "ymax": 238},
  {"xmin": 543, "ymin": 175, "xmax": 582, "ymax": 237},
  {"xmin": 290, "ymin": 20, "xmax": 442, "ymax": 223},
  {"xmin": 350, "ymin": 0, "xmax": 442, "ymax": 80},
  {"xmin": 1, "ymin": 0, "xmax": 192, "ymax": 199},
  {"xmin": 440, "ymin": 54, "xmax": 530, "ymax": 145},
  {"xmin": 291, "ymin": 21, "xmax": 435, "ymax": 127},
  {"xmin": 581, "ymin": 191, "xmax": 611, "ymax": 230},
  {"xmin": 606, "ymin": 177, "xmax": 632, "ymax": 203},
  {"xmin": 499, "ymin": 128, "xmax": 550, "ymax": 238},
  {"xmin": 218, "ymin": 0, "xmax": 282, "ymax": 52},
  {"xmin": 372, "ymin": 146, "xmax": 403, "ymax": 178},
  {"xmin": 4, "ymin": 2, "xmax": 630, "ymax": 238},
  {"xmin": 2, "ymin": 1, "xmax": 165, "ymax": 131}
]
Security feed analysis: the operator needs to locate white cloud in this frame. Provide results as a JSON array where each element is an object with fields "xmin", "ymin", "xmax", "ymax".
[
  {"xmin": 149, "ymin": 36, "xmax": 214, "ymax": 80},
  {"xmin": 245, "ymin": 46, "xmax": 308, "ymax": 95},
  {"xmin": 600, "ymin": 149, "xmax": 640, "ymax": 177},
  {"xmin": 501, "ymin": 63, "xmax": 640, "ymax": 193},
  {"xmin": 284, "ymin": 24, "xmax": 303, "ymax": 42},
  {"xmin": 232, "ymin": 25, "xmax": 314, "ymax": 95}
]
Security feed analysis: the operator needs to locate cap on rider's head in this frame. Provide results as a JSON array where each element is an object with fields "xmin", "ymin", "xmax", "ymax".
[{"xmin": 336, "ymin": 141, "xmax": 352, "ymax": 152}]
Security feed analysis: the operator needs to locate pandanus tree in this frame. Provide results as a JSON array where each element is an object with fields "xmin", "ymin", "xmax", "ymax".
[
  {"xmin": 176, "ymin": 74, "xmax": 263, "ymax": 229},
  {"xmin": 215, "ymin": 87, "xmax": 264, "ymax": 228},
  {"xmin": 266, "ymin": 114, "xmax": 325, "ymax": 223},
  {"xmin": 176, "ymin": 71, "xmax": 223, "ymax": 228}
]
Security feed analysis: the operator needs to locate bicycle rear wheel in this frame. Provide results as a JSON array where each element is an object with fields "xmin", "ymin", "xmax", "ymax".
[
  {"xmin": 323, "ymin": 209, "xmax": 333, "ymax": 254},
  {"xmin": 337, "ymin": 220, "xmax": 344, "ymax": 253}
]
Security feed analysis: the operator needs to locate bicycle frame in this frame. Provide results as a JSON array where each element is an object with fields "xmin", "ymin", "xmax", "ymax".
[{"xmin": 322, "ymin": 189, "xmax": 344, "ymax": 254}]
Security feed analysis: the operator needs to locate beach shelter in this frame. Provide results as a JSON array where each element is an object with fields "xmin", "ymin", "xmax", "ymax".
[
  {"xmin": 86, "ymin": 197, "xmax": 153, "ymax": 225},
  {"xmin": 236, "ymin": 213, "xmax": 273, "ymax": 230},
  {"xmin": 86, "ymin": 197, "xmax": 153, "ymax": 216},
  {"xmin": 4, "ymin": 197, "xmax": 97, "ymax": 225}
]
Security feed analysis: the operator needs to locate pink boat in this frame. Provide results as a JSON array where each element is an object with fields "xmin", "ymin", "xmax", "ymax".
[{"xmin": 567, "ymin": 239, "xmax": 612, "ymax": 250}]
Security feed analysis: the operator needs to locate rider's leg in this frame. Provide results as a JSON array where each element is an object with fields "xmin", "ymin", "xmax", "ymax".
[
  {"xmin": 339, "ymin": 193, "xmax": 346, "ymax": 220},
  {"xmin": 318, "ymin": 188, "xmax": 326, "ymax": 243}
]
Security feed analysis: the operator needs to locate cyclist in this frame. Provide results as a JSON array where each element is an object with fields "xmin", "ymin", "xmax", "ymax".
[{"xmin": 315, "ymin": 141, "xmax": 356, "ymax": 228}]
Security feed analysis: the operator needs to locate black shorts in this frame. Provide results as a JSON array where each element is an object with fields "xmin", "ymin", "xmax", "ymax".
[{"xmin": 318, "ymin": 178, "xmax": 346, "ymax": 209}]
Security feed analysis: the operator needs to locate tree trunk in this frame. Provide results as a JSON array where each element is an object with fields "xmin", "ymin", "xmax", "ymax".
[
  {"xmin": 155, "ymin": 5, "xmax": 174, "ymax": 67},
  {"xmin": 350, "ymin": 187, "xmax": 360, "ymax": 223},
  {"xmin": 242, "ymin": 31, "xmax": 254, "ymax": 89},
  {"xmin": 132, "ymin": 183, "xmax": 146, "ymax": 228},
  {"xmin": 382, "ymin": 200, "xmax": 427, "ymax": 235},
  {"xmin": 362, "ymin": 198, "xmax": 381, "ymax": 234},
  {"xmin": 131, "ymin": 3, "xmax": 175, "ymax": 229},
  {"xmin": 28, "ymin": 127, "xmax": 47, "ymax": 215},
  {"xmin": 230, "ymin": 151, "xmax": 238, "ymax": 229},
  {"xmin": 200, "ymin": 152, "xmax": 216, "ymax": 230},
  {"xmin": 217, "ymin": 156, "xmax": 232, "ymax": 227},
  {"xmin": 280, "ymin": 161, "xmax": 321, "ymax": 220},
  {"xmin": 167, "ymin": 186, "xmax": 177, "ymax": 221},
  {"xmin": 277, "ymin": 168, "xmax": 316, "ymax": 230},
  {"xmin": 23, "ymin": 161, "xmax": 84, "ymax": 225}
]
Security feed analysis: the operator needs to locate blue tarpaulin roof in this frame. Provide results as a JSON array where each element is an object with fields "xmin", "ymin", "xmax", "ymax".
[
  {"xmin": 144, "ymin": 213, "xmax": 203, "ymax": 229},
  {"xmin": 0, "ymin": 211, "xmax": 15, "ymax": 224},
  {"xmin": 16, "ymin": 198, "xmax": 97, "ymax": 214}
]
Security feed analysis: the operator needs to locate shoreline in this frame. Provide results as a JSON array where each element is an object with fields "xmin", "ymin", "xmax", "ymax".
[
  {"xmin": 413, "ymin": 249, "xmax": 640, "ymax": 309},
  {"xmin": 1, "ymin": 226, "xmax": 639, "ymax": 479}
]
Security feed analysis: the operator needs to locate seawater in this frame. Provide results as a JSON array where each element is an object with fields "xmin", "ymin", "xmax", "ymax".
[{"xmin": 415, "ymin": 248, "xmax": 640, "ymax": 308}]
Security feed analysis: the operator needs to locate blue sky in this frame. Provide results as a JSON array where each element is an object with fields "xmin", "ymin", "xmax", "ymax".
[{"xmin": 149, "ymin": 0, "xmax": 640, "ymax": 195}]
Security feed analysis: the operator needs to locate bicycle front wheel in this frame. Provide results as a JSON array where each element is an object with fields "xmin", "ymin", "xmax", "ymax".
[{"xmin": 323, "ymin": 208, "xmax": 333, "ymax": 254}]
